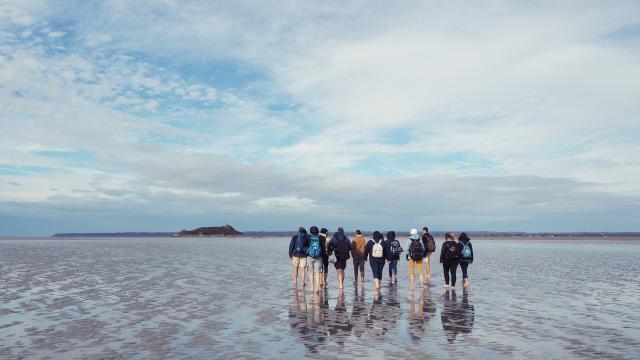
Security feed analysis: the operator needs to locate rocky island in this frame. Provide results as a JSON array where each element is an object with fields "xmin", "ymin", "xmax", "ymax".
[{"xmin": 172, "ymin": 224, "xmax": 243, "ymax": 237}]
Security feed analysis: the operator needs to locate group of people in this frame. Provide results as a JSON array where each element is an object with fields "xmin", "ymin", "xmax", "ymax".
[{"xmin": 288, "ymin": 226, "xmax": 475, "ymax": 292}]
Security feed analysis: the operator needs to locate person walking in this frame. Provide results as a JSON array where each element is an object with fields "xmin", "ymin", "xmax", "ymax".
[
  {"xmin": 328, "ymin": 227, "xmax": 351, "ymax": 289},
  {"xmin": 422, "ymin": 227, "xmax": 436, "ymax": 279},
  {"xmin": 364, "ymin": 231, "xmax": 387, "ymax": 289},
  {"xmin": 305, "ymin": 226, "xmax": 326, "ymax": 293},
  {"xmin": 319, "ymin": 228, "xmax": 330, "ymax": 288},
  {"xmin": 385, "ymin": 231, "xmax": 402, "ymax": 284},
  {"xmin": 289, "ymin": 227, "xmax": 310, "ymax": 287},
  {"xmin": 351, "ymin": 229, "xmax": 367, "ymax": 287},
  {"xmin": 458, "ymin": 232, "xmax": 474, "ymax": 288},
  {"xmin": 406, "ymin": 228, "xmax": 425, "ymax": 290},
  {"xmin": 440, "ymin": 232, "xmax": 461, "ymax": 289}
]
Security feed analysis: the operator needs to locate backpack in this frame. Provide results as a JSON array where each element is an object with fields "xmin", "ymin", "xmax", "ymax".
[
  {"xmin": 390, "ymin": 240, "xmax": 403, "ymax": 256},
  {"xmin": 427, "ymin": 235, "xmax": 436, "ymax": 253},
  {"xmin": 409, "ymin": 239, "xmax": 423, "ymax": 260},
  {"xmin": 372, "ymin": 240, "xmax": 384, "ymax": 259},
  {"xmin": 307, "ymin": 235, "xmax": 321, "ymax": 258},
  {"xmin": 444, "ymin": 241, "xmax": 460, "ymax": 260},
  {"xmin": 336, "ymin": 238, "xmax": 350, "ymax": 260},
  {"xmin": 295, "ymin": 233, "xmax": 304, "ymax": 254},
  {"xmin": 461, "ymin": 241, "xmax": 472, "ymax": 259}
]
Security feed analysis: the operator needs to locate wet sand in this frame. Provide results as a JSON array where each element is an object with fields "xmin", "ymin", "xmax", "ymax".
[{"xmin": 1, "ymin": 237, "xmax": 639, "ymax": 359}]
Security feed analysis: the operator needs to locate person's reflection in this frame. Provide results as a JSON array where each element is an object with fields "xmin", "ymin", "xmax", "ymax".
[
  {"xmin": 351, "ymin": 288, "xmax": 367, "ymax": 337},
  {"xmin": 288, "ymin": 289, "xmax": 309, "ymax": 337},
  {"xmin": 367, "ymin": 288, "xmax": 385, "ymax": 337},
  {"xmin": 441, "ymin": 288, "xmax": 475, "ymax": 343},
  {"xmin": 329, "ymin": 289, "xmax": 352, "ymax": 345},
  {"xmin": 288, "ymin": 290, "xmax": 328, "ymax": 353},
  {"xmin": 407, "ymin": 290, "xmax": 436, "ymax": 341}
]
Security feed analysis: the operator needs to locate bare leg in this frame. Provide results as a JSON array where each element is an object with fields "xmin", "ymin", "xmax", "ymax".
[
  {"xmin": 419, "ymin": 273, "xmax": 425, "ymax": 289},
  {"xmin": 409, "ymin": 275, "xmax": 415, "ymax": 290},
  {"xmin": 293, "ymin": 265, "xmax": 298, "ymax": 286},
  {"xmin": 426, "ymin": 255, "xmax": 431, "ymax": 278},
  {"xmin": 301, "ymin": 268, "xmax": 306, "ymax": 286},
  {"xmin": 309, "ymin": 272, "xmax": 315, "ymax": 292}
]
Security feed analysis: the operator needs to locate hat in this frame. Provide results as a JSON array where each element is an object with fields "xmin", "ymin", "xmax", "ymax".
[{"xmin": 410, "ymin": 228, "xmax": 418, "ymax": 235}]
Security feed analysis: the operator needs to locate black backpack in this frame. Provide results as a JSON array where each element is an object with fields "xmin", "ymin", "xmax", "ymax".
[
  {"xmin": 444, "ymin": 241, "xmax": 460, "ymax": 261},
  {"xmin": 409, "ymin": 239, "xmax": 423, "ymax": 260},
  {"xmin": 390, "ymin": 240, "xmax": 403, "ymax": 257},
  {"xmin": 336, "ymin": 239, "xmax": 350, "ymax": 260}
]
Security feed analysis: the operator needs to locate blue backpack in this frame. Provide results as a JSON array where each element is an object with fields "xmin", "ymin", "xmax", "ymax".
[
  {"xmin": 307, "ymin": 235, "xmax": 321, "ymax": 258},
  {"xmin": 295, "ymin": 233, "xmax": 304, "ymax": 254},
  {"xmin": 461, "ymin": 241, "xmax": 472, "ymax": 259}
]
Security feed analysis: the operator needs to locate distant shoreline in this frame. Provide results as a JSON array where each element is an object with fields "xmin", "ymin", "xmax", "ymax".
[{"xmin": 47, "ymin": 231, "xmax": 640, "ymax": 238}]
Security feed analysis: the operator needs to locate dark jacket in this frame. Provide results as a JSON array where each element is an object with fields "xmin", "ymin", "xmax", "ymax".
[
  {"xmin": 364, "ymin": 238, "xmax": 387, "ymax": 263},
  {"xmin": 319, "ymin": 233, "xmax": 329, "ymax": 259},
  {"xmin": 440, "ymin": 240, "xmax": 461, "ymax": 263},
  {"xmin": 328, "ymin": 232, "xmax": 351, "ymax": 256},
  {"xmin": 458, "ymin": 238, "xmax": 474, "ymax": 263},
  {"xmin": 289, "ymin": 232, "xmax": 310, "ymax": 258},
  {"xmin": 384, "ymin": 238, "xmax": 401, "ymax": 261}
]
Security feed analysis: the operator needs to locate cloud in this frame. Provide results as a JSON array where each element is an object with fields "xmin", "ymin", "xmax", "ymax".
[{"xmin": 1, "ymin": 1, "xmax": 639, "ymax": 235}]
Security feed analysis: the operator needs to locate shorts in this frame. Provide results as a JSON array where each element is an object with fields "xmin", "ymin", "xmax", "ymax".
[
  {"xmin": 409, "ymin": 258, "xmax": 423, "ymax": 277},
  {"xmin": 307, "ymin": 257, "xmax": 323, "ymax": 273},
  {"xmin": 353, "ymin": 257, "xmax": 365, "ymax": 272},
  {"xmin": 423, "ymin": 252, "xmax": 431, "ymax": 263},
  {"xmin": 292, "ymin": 256, "xmax": 307, "ymax": 269},
  {"xmin": 334, "ymin": 258, "xmax": 347, "ymax": 270}
]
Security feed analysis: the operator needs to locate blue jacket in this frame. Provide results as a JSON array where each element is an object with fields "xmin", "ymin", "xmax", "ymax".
[{"xmin": 289, "ymin": 232, "xmax": 310, "ymax": 258}]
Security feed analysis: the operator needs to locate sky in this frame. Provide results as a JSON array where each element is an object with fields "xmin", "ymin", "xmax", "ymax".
[{"xmin": 1, "ymin": 0, "xmax": 639, "ymax": 236}]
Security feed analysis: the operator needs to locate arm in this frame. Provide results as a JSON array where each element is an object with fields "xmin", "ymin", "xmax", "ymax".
[
  {"xmin": 439, "ymin": 242, "xmax": 446, "ymax": 263},
  {"xmin": 351, "ymin": 239, "xmax": 357, "ymax": 258},
  {"xmin": 289, "ymin": 237, "xmax": 295, "ymax": 258},
  {"xmin": 364, "ymin": 240, "xmax": 371, "ymax": 261},
  {"xmin": 327, "ymin": 236, "xmax": 335, "ymax": 255},
  {"xmin": 470, "ymin": 242, "xmax": 474, "ymax": 263}
]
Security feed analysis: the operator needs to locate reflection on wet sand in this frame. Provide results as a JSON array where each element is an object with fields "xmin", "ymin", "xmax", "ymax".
[
  {"xmin": 407, "ymin": 290, "xmax": 437, "ymax": 341},
  {"xmin": 290, "ymin": 285, "xmax": 428, "ymax": 347},
  {"xmin": 441, "ymin": 289, "xmax": 475, "ymax": 343},
  {"xmin": 288, "ymin": 290, "xmax": 329, "ymax": 353}
]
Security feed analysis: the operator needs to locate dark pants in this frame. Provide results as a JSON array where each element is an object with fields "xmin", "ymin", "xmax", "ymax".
[
  {"xmin": 388, "ymin": 260, "xmax": 398, "ymax": 277},
  {"xmin": 370, "ymin": 260, "xmax": 385, "ymax": 280},
  {"xmin": 460, "ymin": 261, "xmax": 469, "ymax": 279},
  {"xmin": 353, "ymin": 258, "xmax": 365, "ymax": 279},
  {"xmin": 322, "ymin": 257, "xmax": 329, "ymax": 274},
  {"xmin": 443, "ymin": 261, "xmax": 459, "ymax": 286}
]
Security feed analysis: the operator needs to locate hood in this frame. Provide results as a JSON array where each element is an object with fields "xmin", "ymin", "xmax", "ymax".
[
  {"xmin": 409, "ymin": 234, "xmax": 420, "ymax": 241},
  {"xmin": 354, "ymin": 234, "xmax": 366, "ymax": 241}
]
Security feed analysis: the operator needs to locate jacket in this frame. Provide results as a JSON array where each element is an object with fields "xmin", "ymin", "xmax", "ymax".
[
  {"xmin": 328, "ymin": 232, "xmax": 351, "ymax": 256},
  {"xmin": 384, "ymin": 238, "xmax": 401, "ymax": 261},
  {"xmin": 289, "ymin": 232, "xmax": 310, "ymax": 258},
  {"xmin": 439, "ymin": 240, "xmax": 461, "ymax": 263},
  {"xmin": 351, "ymin": 234, "xmax": 367, "ymax": 259},
  {"xmin": 319, "ymin": 233, "xmax": 329, "ymax": 259},
  {"xmin": 364, "ymin": 238, "xmax": 387, "ymax": 263}
]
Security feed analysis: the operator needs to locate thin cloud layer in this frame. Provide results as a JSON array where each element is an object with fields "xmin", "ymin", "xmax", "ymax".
[{"xmin": 1, "ymin": 1, "xmax": 639, "ymax": 235}]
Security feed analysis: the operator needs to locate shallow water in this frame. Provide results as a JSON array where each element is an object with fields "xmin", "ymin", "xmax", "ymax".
[{"xmin": 1, "ymin": 237, "xmax": 639, "ymax": 359}]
